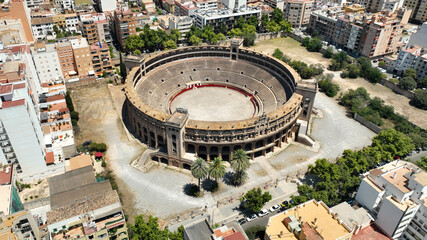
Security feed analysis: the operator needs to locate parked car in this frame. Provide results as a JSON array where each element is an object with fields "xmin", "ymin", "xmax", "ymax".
[
  {"xmin": 280, "ymin": 201, "xmax": 289, "ymax": 208},
  {"xmin": 373, "ymin": 59, "xmax": 378, "ymax": 63},
  {"xmin": 237, "ymin": 218, "xmax": 246, "ymax": 225},
  {"xmin": 246, "ymin": 214, "xmax": 257, "ymax": 222},
  {"xmin": 258, "ymin": 209, "xmax": 269, "ymax": 217},
  {"xmin": 269, "ymin": 204, "xmax": 280, "ymax": 212}
]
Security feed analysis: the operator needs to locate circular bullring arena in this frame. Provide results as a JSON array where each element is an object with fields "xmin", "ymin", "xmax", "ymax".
[{"xmin": 124, "ymin": 42, "xmax": 315, "ymax": 168}]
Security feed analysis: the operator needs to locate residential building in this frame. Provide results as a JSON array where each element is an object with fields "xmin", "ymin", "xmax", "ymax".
[
  {"xmin": 194, "ymin": 7, "xmax": 261, "ymax": 31},
  {"xmin": 169, "ymin": 16, "xmax": 193, "ymax": 35},
  {"xmin": 55, "ymin": 0, "xmax": 75, "ymax": 12},
  {"xmin": 360, "ymin": 9, "xmax": 411, "ymax": 58},
  {"xmin": 0, "ymin": 0, "xmax": 34, "ymax": 43},
  {"xmin": 393, "ymin": 45, "xmax": 425, "ymax": 77},
  {"xmin": 70, "ymin": 37, "xmax": 95, "ymax": 77},
  {"xmin": 56, "ymin": 41, "xmax": 78, "ymax": 79},
  {"xmin": 31, "ymin": 42, "xmax": 63, "ymax": 84},
  {"xmin": 64, "ymin": 13, "xmax": 80, "ymax": 33},
  {"xmin": 402, "ymin": 197, "xmax": 427, "ymax": 240},
  {"xmin": 90, "ymin": 42, "xmax": 113, "ymax": 76},
  {"xmin": 0, "ymin": 165, "xmax": 23, "ymax": 216},
  {"xmin": 174, "ymin": 0, "xmax": 199, "ymax": 16},
  {"xmin": 0, "ymin": 82, "xmax": 47, "ymax": 175},
  {"xmin": 367, "ymin": 0, "xmax": 405, "ymax": 12},
  {"xmin": 222, "ymin": 0, "xmax": 246, "ymax": 9},
  {"xmin": 164, "ymin": 0, "xmax": 176, "ymax": 14},
  {"xmin": 197, "ymin": 0, "xmax": 219, "ymax": 10},
  {"xmin": 31, "ymin": 17, "xmax": 56, "ymax": 40},
  {"xmin": 264, "ymin": 199, "xmax": 354, "ymax": 240},
  {"xmin": 344, "ymin": 4, "xmax": 366, "ymax": 13},
  {"xmin": 264, "ymin": 0, "xmax": 285, "ymax": 11},
  {"xmin": 212, "ymin": 221, "xmax": 249, "ymax": 240},
  {"xmin": 25, "ymin": 0, "xmax": 44, "ymax": 8},
  {"xmin": 355, "ymin": 160, "xmax": 427, "ymax": 239},
  {"xmin": 403, "ymin": 0, "xmax": 427, "ymax": 23},
  {"xmin": 283, "ymin": 0, "xmax": 314, "ymax": 28},
  {"xmin": 183, "ymin": 218, "xmax": 214, "ymax": 240},
  {"xmin": 113, "ymin": 10, "xmax": 137, "ymax": 50},
  {"xmin": 0, "ymin": 19, "xmax": 28, "ymax": 45},
  {"xmin": 80, "ymin": 13, "xmax": 112, "ymax": 45},
  {"xmin": 0, "ymin": 210, "xmax": 41, "ymax": 240},
  {"xmin": 46, "ymin": 166, "xmax": 128, "ymax": 240},
  {"xmin": 95, "ymin": 0, "xmax": 117, "ymax": 12}
]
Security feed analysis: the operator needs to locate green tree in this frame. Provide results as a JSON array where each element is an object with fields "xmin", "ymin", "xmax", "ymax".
[
  {"xmin": 323, "ymin": 47, "xmax": 333, "ymax": 58},
  {"xmin": 366, "ymin": 67, "xmax": 383, "ymax": 83},
  {"xmin": 119, "ymin": 52, "xmax": 127, "ymax": 80},
  {"xmin": 188, "ymin": 35, "xmax": 202, "ymax": 46},
  {"xmin": 371, "ymin": 129, "xmax": 415, "ymax": 159},
  {"xmin": 242, "ymin": 26, "xmax": 256, "ymax": 47},
  {"xmin": 404, "ymin": 68, "xmax": 417, "ymax": 79},
  {"xmin": 208, "ymin": 157, "xmax": 226, "ymax": 182},
  {"xmin": 271, "ymin": 8, "xmax": 284, "ymax": 23},
  {"xmin": 266, "ymin": 21, "xmax": 281, "ymax": 33},
  {"xmin": 301, "ymin": 37, "xmax": 310, "ymax": 47},
  {"xmin": 191, "ymin": 158, "xmax": 208, "ymax": 189},
  {"xmin": 398, "ymin": 76, "xmax": 417, "ymax": 90},
  {"xmin": 241, "ymin": 188, "xmax": 272, "ymax": 213},
  {"xmin": 272, "ymin": 48, "xmax": 284, "ymax": 59},
  {"xmin": 163, "ymin": 39, "xmax": 177, "ymax": 50},
  {"xmin": 346, "ymin": 64, "xmax": 361, "ymax": 78},
  {"xmin": 417, "ymin": 77, "xmax": 427, "ymax": 88},
  {"xmin": 236, "ymin": 16, "xmax": 246, "ymax": 29},
  {"xmin": 261, "ymin": 14, "xmax": 269, "ymax": 29},
  {"xmin": 248, "ymin": 15, "xmax": 259, "ymax": 28},
  {"xmin": 416, "ymin": 157, "xmax": 427, "ymax": 171},
  {"xmin": 279, "ymin": 20, "xmax": 293, "ymax": 33},
  {"xmin": 307, "ymin": 37, "xmax": 323, "ymax": 52},
  {"xmin": 228, "ymin": 28, "xmax": 243, "ymax": 37},
  {"xmin": 378, "ymin": 61, "xmax": 386, "ymax": 68},
  {"xmin": 411, "ymin": 89, "xmax": 427, "ymax": 110},
  {"xmin": 130, "ymin": 215, "xmax": 183, "ymax": 240},
  {"xmin": 133, "ymin": 49, "xmax": 141, "ymax": 55},
  {"xmin": 231, "ymin": 149, "xmax": 250, "ymax": 185},
  {"xmin": 317, "ymin": 74, "xmax": 340, "ymax": 97}
]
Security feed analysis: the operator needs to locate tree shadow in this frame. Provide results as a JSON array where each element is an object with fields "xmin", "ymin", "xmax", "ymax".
[
  {"xmin": 222, "ymin": 172, "xmax": 236, "ymax": 186},
  {"xmin": 202, "ymin": 178, "xmax": 218, "ymax": 192},
  {"xmin": 183, "ymin": 183, "xmax": 201, "ymax": 197}
]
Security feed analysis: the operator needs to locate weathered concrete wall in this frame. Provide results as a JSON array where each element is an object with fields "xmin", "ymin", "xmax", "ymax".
[
  {"xmin": 379, "ymin": 79, "xmax": 415, "ymax": 99},
  {"xmin": 353, "ymin": 113, "xmax": 383, "ymax": 134}
]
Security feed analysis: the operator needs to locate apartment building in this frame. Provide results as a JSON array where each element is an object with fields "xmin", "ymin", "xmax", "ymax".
[
  {"xmin": 56, "ymin": 41, "xmax": 78, "ymax": 79},
  {"xmin": 194, "ymin": 7, "xmax": 261, "ymax": 31},
  {"xmin": 31, "ymin": 42, "xmax": 63, "ymax": 84},
  {"xmin": 0, "ymin": 165, "xmax": 23, "ymax": 216},
  {"xmin": 403, "ymin": 0, "xmax": 427, "ymax": 23},
  {"xmin": 0, "ymin": 0, "xmax": 34, "ymax": 43},
  {"xmin": 31, "ymin": 17, "xmax": 56, "ymax": 40},
  {"xmin": 222, "ymin": 0, "xmax": 246, "ymax": 9},
  {"xmin": 90, "ymin": 42, "xmax": 113, "ymax": 76},
  {"xmin": 174, "ymin": 0, "xmax": 199, "ymax": 16},
  {"xmin": 25, "ymin": 0, "xmax": 44, "ymax": 8},
  {"xmin": 360, "ymin": 9, "xmax": 411, "ymax": 58},
  {"xmin": 46, "ymin": 166, "xmax": 128, "ymax": 240},
  {"xmin": 0, "ymin": 209, "xmax": 41, "ymax": 240},
  {"xmin": 264, "ymin": 0, "xmax": 285, "ymax": 11},
  {"xmin": 367, "ymin": 0, "xmax": 405, "ymax": 12},
  {"xmin": 265, "ymin": 200, "xmax": 354, "ymax": 240},
  {"xmin": 55, "ymin": 0, "xmax": 74, "ymax": 12},
  {"xmin": 169, "ymin": 16, "xmax": 193, "ymax": 35},
  {"xmin": 113, "ymin": 10, "xmax": 137, "ymax": 50},
  {"xmin": 283, "ymin": 0, "xmax": 314, "ymax": 28},
  {"xmin": 95, "ymin": 0, "xmax": 117, "ymax": 12},
  {"xmin": 355, "ymin": 160, "xmax": 427, "ymax": 239},
  {"xmin": 80, "ymin": 13, "xmax": 112, "ymax": 45},
  {"xmin": 0, "ymin": 82, "xmax": 47, "ymax": 175},
  {"xmin": 402, "ymin": 199, "xmax": 427, "ymax": 240},
  {"xmin": 70, "ymin": 37, "xmax": 94, "ymax": 77},
  {"xmin": 394, "ymin": 45, "xmax": 424, "ymax": 76}
]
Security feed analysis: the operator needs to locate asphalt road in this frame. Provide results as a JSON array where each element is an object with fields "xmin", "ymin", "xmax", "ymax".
[{"xmin": 241, "ymin": 207, "xmax": 287, "ymax": 231}]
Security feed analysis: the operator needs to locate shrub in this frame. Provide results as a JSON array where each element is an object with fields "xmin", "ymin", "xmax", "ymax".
[
  {"xmin": 307, "ymin": 37, "xmax": 323, "ymax": 52},
  {"xmin": 101, "ymin": 160, "xmax": 107, "ymax": 168},
  {"xmin": 89, "ymin": 142, "xmax": 107, "ymax": 152},
  {"xmin": 245, "ymin": 226, "xmax": 266, "ymax": 240},
  {"xmin": 272, "ymin": 48, "xmax": 284, "ymax": 59},
  {"xmin": 317, "ymin": 74, "xmax": 340, "ymax": 97},
  {"xmin": 411, "ymin": 90, "xmax": 427, "ymax": 110},
  {"xmin": 189, "ymin": 184, "xmax": 201, "ymax": 197},
  {"xmin": 323, "ymin": 47, "xmax": 333, "ymax": 58},
  {"xmin": 398, "ymin": 76, "xmax": 417, "ymax": 91}
]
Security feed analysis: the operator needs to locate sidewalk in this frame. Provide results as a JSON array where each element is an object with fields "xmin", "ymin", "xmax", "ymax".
[{"xmin": 167, "ymin": 179, "xmax": 298, "ymax": 231}]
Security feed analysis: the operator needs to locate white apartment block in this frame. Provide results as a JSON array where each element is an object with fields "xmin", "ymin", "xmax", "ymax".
[
  {"xmin": 194, "ymin": 8, "xmax": 261, "ymax": 31},
  {"xmin": 402, "ymin": 201, "xmax": 427, "ymax": 240},
  {"xmin": 196, "ymin": 0, "xmax": 218, "ymax": 11},
  {"xmin": 25, "ymin": 0, "xmax": 44, "ymax": 8},
  {"xmin": 264, "ymin": 0, "xmax": 285, "ymax": 10},
  {"xmin": 31, "ymin": 43, "xmax": 63, "ymax": 84},
  {"xmin": 355, "ymin": 160, "xmax": 427, "ymax": 239},
  {"xmin": 98, "ymin": 0, "xmax": 117, "ymax": 11},
  {"xmin": 0, "ymin": 82, "xmax": 47, "ymax": 176},
  {"xmin": 169, "ymin": 16, "xmax": 193, "ymax": 35},
  {"xmin": 65, "ymin": 14, "xmax": 79, "ymax": 33},
  {"xmin": 55, "ymin": 0, "xmax": 75, "ymax": 11},
  {"xmin": 395, "ymin": 45, "xmax": 427, "ymax": 79},
  {"xmin": 222, "ymin": 0, "xmax": 247, "ymax": 9},
  {"xmin": 31, "ymin": 17, "xmax": 56, "ymax": 41}
]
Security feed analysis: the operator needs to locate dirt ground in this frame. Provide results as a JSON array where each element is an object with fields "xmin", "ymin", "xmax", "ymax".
[
  {"xmin": 250, "ymin": 38, "xmax": 427, "ymax": 128},
  {"xmin": 70, "ymin": 84, "xmax": 141, "ymax": 222}
]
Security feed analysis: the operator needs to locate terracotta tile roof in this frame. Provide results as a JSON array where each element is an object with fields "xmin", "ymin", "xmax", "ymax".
[
  {"xmin": 0, "ymin": 165, "xmax": 13, "ymax": 185},
  {"xmin": 0, "ymin": 84, "xmax": 12, "ymax": 95},
  {"xmin": 0, "ymin": 0, "xmax": 34, "ymax": 43},
  {"xmin": 31, "ymin": 16, "xmax": 54, "ymax": 25},
  {"xmin": 352, "ymin": 224, "xmax": 390, "ymax": 240},
  {"xmin": 224, "ymin": 232, "xmax": 246, "ymax": 240},
  {"xmin": 370, "ymin": 169, "xmax": 384, "ymax": 177},
  {"xmin": 1, "ymin": 99, "xmax": 25, "ymax": 108},
  {"xmin": 46, "ymin": 152, "xmax": 54, "ymax": 164},
  {"xmin": 46, "ymin": 95, "xmax": 65, "ymax": 102},
  {"xmin": 13, "ymin": 83, "xmax": 25, "ymax": 89}
]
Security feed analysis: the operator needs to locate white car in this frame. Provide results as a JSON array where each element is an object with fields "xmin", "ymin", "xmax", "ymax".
[
  {"xmin": 258, "ymin": 209, "xmax": 269, "ymax": 217},
  {"xmin": 246, "ymin": 214, "xmax": 257, "ymax": 222},
  {"xmin": 269, "ymin": 204, "xmax": 280, "ymax": 212}
]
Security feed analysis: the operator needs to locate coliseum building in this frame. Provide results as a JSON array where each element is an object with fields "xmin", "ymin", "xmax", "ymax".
[{"xmin": 124, "ymin": 40, "xmax": 317, "ymax": 169}]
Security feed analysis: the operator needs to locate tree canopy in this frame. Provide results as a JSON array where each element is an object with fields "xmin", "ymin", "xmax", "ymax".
[
  {"xmin": 241, "ymin": 188, "xmax": 272, "ymax": 213},
  {"xmin": 130, "ymin": 215, "xmax": 183, "ymax": 240}
]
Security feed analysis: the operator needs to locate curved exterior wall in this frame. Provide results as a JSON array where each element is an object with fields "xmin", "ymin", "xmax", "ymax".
[{"xmin": 124, "ymin": 45, "xmax": 306, "ymax": 165}]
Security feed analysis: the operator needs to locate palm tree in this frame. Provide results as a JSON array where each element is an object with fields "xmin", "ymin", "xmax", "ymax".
[
  {"xmin": 209, "ymin": 157, "xmax": 226, "ymax": 182},
  {"xmin": 231, "ymin": 149, "xmax": 251, "ymax": 185},
  {"xmin": 191, "ymin": 157, "xmax": 208, "ymax": 189},
  {"xmin": 231, "ymin": 149, "xmax": 250, "ymax": 173}
]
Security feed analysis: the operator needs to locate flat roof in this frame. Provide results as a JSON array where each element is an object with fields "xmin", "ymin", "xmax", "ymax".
[
  {"xmin": 69, "ymin": 155, "xmax": 92, "ymax": 171},
  {"xmin": 382, "ymin": 167, "xmax": 412, "ymax": 193},
  {"xmin": 48, "ymin": 166, "xmax": 95, "ymax": 196},
  {"xmin": 184, "ymin": 218, "xmax": 214, "ymax": 240},
  {"xmin": 331, "ymin": 202, "xmax": 373, "ymax": 229},
  {"xmin": 0, "ymin": 185, "xmax": 11, "ymax": 215},
  {"xmin": 352, "ymin": 224, "xmax": 390, "ymax": 240},
  {"xmin": 265, "ymin": 200, "xmax": 351, "ymax": 240},
  {"xmin": 413, "ymin": 171, "xmax": 427, "ymax": 186},
  {"xmin": 0, "ymin": 165, "xmax": 12, "ymax": 185}
]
